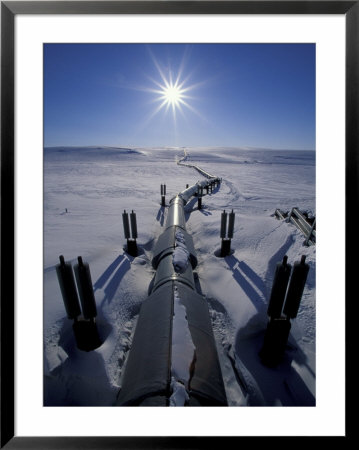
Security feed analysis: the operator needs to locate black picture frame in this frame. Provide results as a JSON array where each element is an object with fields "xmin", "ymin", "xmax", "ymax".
[{"xmin": 1, "ymin": 1, "xmax": 354, "ymax": 448}]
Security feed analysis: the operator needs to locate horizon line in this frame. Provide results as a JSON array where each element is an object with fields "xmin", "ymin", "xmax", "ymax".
[{"xmin": 44, "ymin": 145, "xmax": 315, "ymax": 152}]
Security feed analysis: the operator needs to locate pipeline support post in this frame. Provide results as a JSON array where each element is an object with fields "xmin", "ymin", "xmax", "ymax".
[
  {"xmin": 267, "ymin": 255, "xmax": 291, "ymax": 319},
  {"xmin": 56, "ymin": 255, "xmax": 81, "ymax": 321},
  {"xmin": 260, "ymin": 255, "xmax": 310, "ymax": 366},
  {"xmin": 73, "ymin": 256, "xmax": 102, "ymax": 351},
  {"xmin": 283, "ymin": 255, "xmax": 310, "ymax": 319},
  {"xmin": 259, "ymin": 317, "xmax": 292, "ymax": 367},
  {"xmin": 161, "ymin": 184, "xmax": 166, "ymax": 207},
  {"xmin": 56, "ymin": 255, "xmax": 101, "ymax": 352},
  {"xmin": 220, "ymin": 209, "xmax": 235, "ymax": 257},
  {"xmin": 197, "ymin": 186, "xmax": 203, "ymax": 210},
  {"xmin": 74, "ymin": 256, "xmax": 97, "ymax": 321},
  {"xmin": 122, "ymin": 209, "xmax": 138, "ymax": 256}
]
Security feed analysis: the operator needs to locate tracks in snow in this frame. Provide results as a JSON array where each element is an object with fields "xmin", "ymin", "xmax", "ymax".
[{"xmin": 177, "ymin": 149, "xmax": 245, "ymax": 208}]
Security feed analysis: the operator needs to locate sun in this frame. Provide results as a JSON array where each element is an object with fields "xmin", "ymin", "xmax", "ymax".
[
  {"xmin": 162, "ymin": 84, "xmax": 184, "ymax": 107},
  {"xmin": 156, "ymin": 80, "xmax": 187, "ymax": 115},
  {"xmin": 143, "ymin": 49, "xmax": 205, "ymax": 124},
  {"xmin": 147, "ymin": 77, "xmax": 191, "ymax": 121}
]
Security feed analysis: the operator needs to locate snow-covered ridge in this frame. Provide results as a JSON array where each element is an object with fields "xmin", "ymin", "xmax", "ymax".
[{"xmin": 44, "ymin": 146, "xmax": 145, "ymax": 159}]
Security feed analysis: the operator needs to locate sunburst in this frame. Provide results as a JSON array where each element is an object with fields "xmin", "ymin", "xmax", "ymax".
[
  {"xmin": 140, "ymin": 48, "xmax": 206, "ymax": 127},
  {"xmin": 162, "ymin": 84, "xmax": 184, "ymax": 107},
  {"xmin": 150, "ymin": 76, "xmax": 193, "ymax": 120}
]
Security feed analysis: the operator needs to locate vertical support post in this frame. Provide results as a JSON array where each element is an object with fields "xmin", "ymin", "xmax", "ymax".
[
  {"xmin": 259, "ymin": 317, "xmax": 291, "ymax": 367},
  {"xmin": 227, "ymin": 210, "xmax": 235, "ymax": 239},
  {"xmin": 267, "ymin": 255, "xmax": 292, "ymax": 319},
  {"xmin": 130, "ymin": 210, "xmax": 138, "ymax": 239},
  {"xmin": 197, "ymin": 186, "xmax": 203, "ymax": 210},
  {"xmin": 260, "ymin": 255, "xmax": 309, "ymax": 366},
  {"xmin": 56, "ymin": 255, "xmax": 81, "ymax": 320},
  {"xmin": 123, "ymin": 209, "xmax": 138, "ymax": 257},
  {"xmin": 57, "ymin": 255, "xmax": 102, "ymax": 352},
  {"xmin": 220, "ymin": 210, "xmax": 234, "ymax": 257},
  {"xmin": 123, "ymin": 209, "xmax": 137, "ymax": 255},
  {"xmin": 283, "ymin": 255, "xmax": 310, "ymax": 318},
  {"xmin": 74, "ymin": 256, "xmax": 97, "ymax": 320},
  {"xmin": 161, "ymin": 184, "xmax": 166, "ymax": 207},
  {"xmin": 220, "ymin": 210, "xmax": 227, "ymax": 239},
  {"xmin": 122, "ymin": 210, "xmax": 130, "ymax": 239}
]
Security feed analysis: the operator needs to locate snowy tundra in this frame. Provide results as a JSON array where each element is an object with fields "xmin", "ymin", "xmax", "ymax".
[{"xmin": 43, "ymin": 146, "xmax": 315, "ymax": 407}]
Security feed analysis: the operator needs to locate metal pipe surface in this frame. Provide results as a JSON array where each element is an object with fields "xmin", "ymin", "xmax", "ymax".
[{"xmin": 117, "ymin": 175, "xmax": 227, "ymax": 406}]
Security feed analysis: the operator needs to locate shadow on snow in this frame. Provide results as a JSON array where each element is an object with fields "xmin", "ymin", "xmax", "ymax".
[
  {"xmin": 94, "ymin": 254, "xmax": 131, "ymax": 306},
  {"xmin": 225, "ymin": 254, "xmax": 267, "ymax": 314}
]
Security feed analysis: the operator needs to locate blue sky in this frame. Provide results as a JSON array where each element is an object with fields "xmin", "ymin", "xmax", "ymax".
[{"xmin": 44, "ymin": 43, "xmax": 315, "ymax": 150}]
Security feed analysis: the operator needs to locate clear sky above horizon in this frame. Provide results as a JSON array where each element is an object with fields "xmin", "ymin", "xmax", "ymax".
[{"xmin": 44, "ymin": 43, "xmax": 315, "ymax": 150}]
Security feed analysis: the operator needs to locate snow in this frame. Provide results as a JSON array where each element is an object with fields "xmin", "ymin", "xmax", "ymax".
[
  {"xmin": 169, "ymin": 378, "xmax": 189, "ymax": 407},
  {"xmin": 169, "ymin": 286, "xmax": 196, "ymax": 406},
  {"xmin": 172, "ymin": 230, "xmax": 190, "ymax": 273},
  {"xmin": 44, "ymin": 146, "xmax": 316, "ymax": 407}
]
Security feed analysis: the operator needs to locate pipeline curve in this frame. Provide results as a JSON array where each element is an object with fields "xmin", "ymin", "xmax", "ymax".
[
  {"xmin": 178, "ymin": 149, "xmax": 246, "ymax": 209},
  {"xmin": 177, "ymin": 148, "xmax": 218, "ymax": 180}
]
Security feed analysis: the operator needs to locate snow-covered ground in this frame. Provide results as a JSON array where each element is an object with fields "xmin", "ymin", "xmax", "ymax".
[{"xmin": 43, "ymin": 146, "xmax": 315, "ymax": 407}]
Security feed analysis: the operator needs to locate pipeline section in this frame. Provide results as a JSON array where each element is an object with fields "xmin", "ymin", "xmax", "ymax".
[
  {"xmin": 177, "ymin": 151, "xmax": 218, "ymax": 181},
  {"xmin": 275, "ymin": 207, "xmax": 316, "ymax": 246},
  {"xmin": 116, "ymin": 174, "xmax": 227, "ymax": 406}
]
